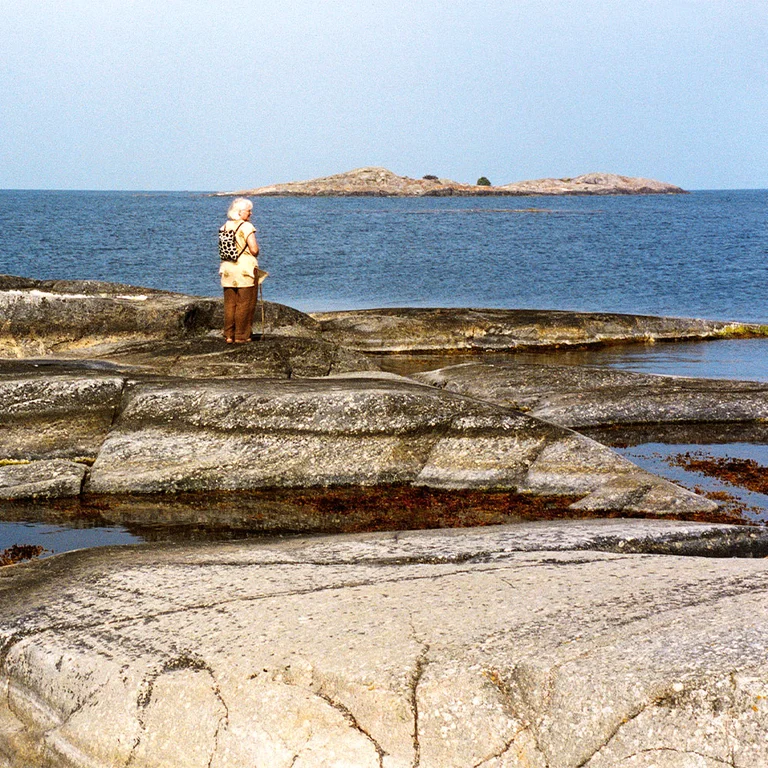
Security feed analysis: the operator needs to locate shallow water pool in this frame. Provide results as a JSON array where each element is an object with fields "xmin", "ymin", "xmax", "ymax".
[{"xmin": 0, "ymin": 521, "xmax": 142, "ymax": 558}]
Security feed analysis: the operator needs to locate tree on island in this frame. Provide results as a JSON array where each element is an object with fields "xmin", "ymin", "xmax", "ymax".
[
  {"xmin": 423, "ymin": 174, "xmax": 438, "ymax": 180},
  {"xmin": 476, "ymin": 176, "xmax": 491, "ymax": 186}
]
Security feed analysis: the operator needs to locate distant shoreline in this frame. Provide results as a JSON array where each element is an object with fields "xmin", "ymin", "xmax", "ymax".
[{"xmin": 218, "ymin": 166, "xmax": 688, "ymax": 197}]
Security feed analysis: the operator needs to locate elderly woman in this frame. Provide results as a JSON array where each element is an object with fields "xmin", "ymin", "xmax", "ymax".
[{"xmin": 219, "ymin": 197, "xmax": 261, "ymax": 343}]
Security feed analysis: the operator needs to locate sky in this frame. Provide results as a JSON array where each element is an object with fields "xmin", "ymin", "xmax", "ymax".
[{"xmin": 0, "ymin": 0, "xmax": 765, "ymax": 191}]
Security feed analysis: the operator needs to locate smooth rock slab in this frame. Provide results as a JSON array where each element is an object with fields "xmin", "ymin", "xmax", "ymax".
[
  {"xmin": 311, "ymin": 307, "xmax": 764, "ymax": 353},
  {"xmin": 0, "ymin": 276, "xmax": 321, "ymax": 357},
  {"xmin": 0, "ymin": 373, "xmax": 125, "ymax": 460},
  {"xmin": 84, "ymin": 334, "xmax": 377, "ymax": 379},
  {"xmin": 0, "ymin": 283, "xmax": 217, "ymax": 356},
  {"xmin": 0, "ymin": 460, "xmax": 86, "ymax": 499},
  {"xmin": 85, "ymin": 375, "xmax": 715, "ymax": 514},
  {"xmin": 1, "ymin": 520, "xmax": 768, "ymax": 767},
  {"xmin": 414, "ymin": 361, "xmax": 768, "ymax": 428}
]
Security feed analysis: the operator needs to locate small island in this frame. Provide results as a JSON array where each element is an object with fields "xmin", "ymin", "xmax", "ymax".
[{"xmin": 222, "ymin": 166, "xmax": 687, "ymax": 197}]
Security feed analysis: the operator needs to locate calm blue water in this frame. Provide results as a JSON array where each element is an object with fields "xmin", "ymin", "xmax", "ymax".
[
  {"xmin": 512, "ymin": 338, "xmax": 768, "ymax": 382},
  {"xmin": 1, "ymin": 189, "xmax": 766, "ymax": 319},
  {"xmin": 0, "ymin": 522, "xmax": 141, "ymax": 558}
]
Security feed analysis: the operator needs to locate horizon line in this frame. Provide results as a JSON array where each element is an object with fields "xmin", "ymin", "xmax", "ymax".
[{"xmin": 1, "ymin": 186, "xmax": 765, "ymax": 194}]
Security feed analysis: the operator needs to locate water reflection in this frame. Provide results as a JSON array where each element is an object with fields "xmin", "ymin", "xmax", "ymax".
[
  {"xmin": 0, "ymin": 488, "xmax": 577, "ymax": 557},
  {"xmin": 532, "ymin": 338, "xmax": 768, "ymax": 382},
  {"xmin": 615, "ymin": 442, "xmax": 768, "ymax": 523},
  {"xmin": 0, "ymin": 521, "xmax": 141, "ymax": 556},
  {"xmin": 380, "ymin": 337, "xmax": 768, "ymax": 382}
]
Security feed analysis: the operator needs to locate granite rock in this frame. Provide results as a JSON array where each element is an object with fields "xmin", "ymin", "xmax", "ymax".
[
  {"xmin": 223, "ymin": 166, "xmax": 504, "ymax": 197},
  {"xmin": 0, "ymin": 363, "xmax": 714, "ymax": 513},
  {"xmin": 414, "ymin": 361, "xmax": 768, "ymax": 428},
  {"xmin": 0, "ymin": 459, "xmax": 87, "ymax": 499},
  {"xmin": 499, "ymin": 172, "xmax": 686, "ymax": 195},
  {"xmin": 1, "ymin": 521, "xmax": 767, "ymax": 767},
  {"xmin": 0, "ymin": 372, "xmax": 124, "ymax": 460},
  {"xmin": 0, "ymin": 277, "xmax": 753, "ymax": 513},
  {"xmin": 84, "ymin": 374, "xmax": 715, "ymax": 516},
  {"xmin": 311, "ymin": 307, "xmax": 765, "ymax": 353},
  {"xmin": 222, "ymin": 167, "xmax": 686, "ymax": 197},
  {"xmin": 0, "ymin": 278, "xmax": 218, "ymax": 356},
  {"xmin": 0, "ymin": 277, "xmax": 320, "ymax": 357}
]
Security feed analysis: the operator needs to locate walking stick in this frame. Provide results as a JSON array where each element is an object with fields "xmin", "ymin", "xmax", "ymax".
[
  {"xmin": 255, "ymin": 267, "xmax": 269, "ymax": 339},
  {"xmin": 259, "ymin": 279, "xmax": 266, "ymax": 338}
]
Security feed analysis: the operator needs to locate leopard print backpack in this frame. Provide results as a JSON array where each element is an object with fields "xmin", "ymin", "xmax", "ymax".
[{"xmin": 218, "ymin": 221, "xmax": 245, "ymax": 262}]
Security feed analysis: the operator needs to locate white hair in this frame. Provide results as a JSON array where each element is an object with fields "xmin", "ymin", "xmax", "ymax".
[{"xmin": 227, "ymin": 197, "xmax": 253, "ymax": 220}]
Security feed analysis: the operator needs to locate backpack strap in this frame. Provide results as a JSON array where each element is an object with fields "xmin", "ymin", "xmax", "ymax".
[{"xmin": 233, "ymin": 220, "xmax": 250, "ymax": 258}]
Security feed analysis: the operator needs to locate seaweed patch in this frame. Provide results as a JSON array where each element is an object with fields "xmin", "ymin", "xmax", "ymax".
[
  {"xmin": 0, "ymin": 543, "xmax": 46, "ymax": 567},
  {"xmin": 670, "ymin": 452, "xmax": 768, "ymax": 496}
]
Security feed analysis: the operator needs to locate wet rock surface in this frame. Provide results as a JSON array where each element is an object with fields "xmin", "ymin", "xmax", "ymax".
[
  {"xmin": 1, "ymin": 522, "xmax": 768, "ymax": 767},
  {"xmin": 583, "ymin": 420, "xmax": 768, "ymax": 448},
  {"xmin": 0, "ymin": 487, "xmax": 581, "ymax": 540}
]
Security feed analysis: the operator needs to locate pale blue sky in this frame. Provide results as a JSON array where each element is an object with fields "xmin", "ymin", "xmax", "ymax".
[{"xmin": 1, "ymin": 0, "xmax": 765, "ymax": 190}]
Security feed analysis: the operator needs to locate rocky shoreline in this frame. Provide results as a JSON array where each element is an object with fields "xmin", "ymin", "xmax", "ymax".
[
  {"xmin": 2, "ymin": 275, "xmax": 766, "ymax": 511},
  {"xmin": 2, "ymin": 274, "xmax": 768, "ymax": 766},
  {"xmin": 222, "ymin": 167, "xmax": 687, "ymax": 197}
]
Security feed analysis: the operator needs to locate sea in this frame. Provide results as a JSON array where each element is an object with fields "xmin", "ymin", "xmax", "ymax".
[
  {"xmin": 1, "ymin": 188, "xmax": 766, "ymax": 320},
  {"xmin": 1, "ymin": 188, "xmax": 767, "ymax": 553}
]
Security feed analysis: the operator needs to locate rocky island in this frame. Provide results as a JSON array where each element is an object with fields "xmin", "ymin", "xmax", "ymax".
[
  {"xmin": 2, "ymin": 274, "xmax": 768, "ymax": 767},
  {"xmin": 223, "ymin": 167, "xmax": 687, "ymax": 197}
]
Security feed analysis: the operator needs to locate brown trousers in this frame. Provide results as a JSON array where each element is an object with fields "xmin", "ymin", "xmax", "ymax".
[{"xmin": 223, "ymin": 285, "xmax": 257, "ymax": 341}]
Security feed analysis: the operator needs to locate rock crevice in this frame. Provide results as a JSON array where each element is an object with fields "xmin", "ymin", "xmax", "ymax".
[{"xmin": 4, "ymin": 524, "xmax": 768, "ymax": 766}]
